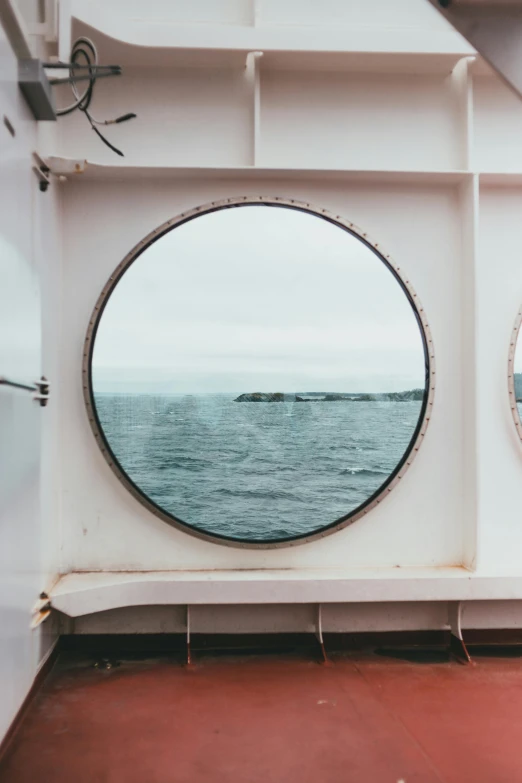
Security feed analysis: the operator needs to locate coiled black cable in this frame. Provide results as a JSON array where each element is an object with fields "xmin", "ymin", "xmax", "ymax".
[{"xmin": 54, "ymin": 37, "xmax": 136, "ymax": 156}]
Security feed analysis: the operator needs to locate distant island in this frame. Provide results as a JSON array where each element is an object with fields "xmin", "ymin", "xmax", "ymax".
[
  {"xmin": 234, "ymin": 389, "xmax": 425, "ymax": 403},
  {"xmin": 235, "ymin": 393, "xmax": 286, "ymax": 403}
]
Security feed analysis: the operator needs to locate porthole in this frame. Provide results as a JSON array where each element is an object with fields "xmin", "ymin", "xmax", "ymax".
[{"xmin": 83, "ymin": 198, "xmax": 434, "ymax": 548}]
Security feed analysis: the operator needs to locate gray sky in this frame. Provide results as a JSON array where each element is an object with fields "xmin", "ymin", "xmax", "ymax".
[{"xmin": 92, "ymin": 205, "xmax": 425, "ymax": 393}]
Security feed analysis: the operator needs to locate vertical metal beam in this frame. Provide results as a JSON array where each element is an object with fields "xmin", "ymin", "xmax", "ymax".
[
  {"xmin": 0, "ymin": 0, "xmax": 33, "ymax": 58},
  {"xmin": 450, "ymin": 56, "xmax": 475, "ymax": 171},
  {"xmin": 57, "ymin": 0, "xmax": 72, "ymax": 63},
  {"xmin": 245, "ymin": 51, "xmax": 263, "ymax": 166},
  {"xmin": 458, "ymin": 175, "xmax": 480, "ymax": 571}
]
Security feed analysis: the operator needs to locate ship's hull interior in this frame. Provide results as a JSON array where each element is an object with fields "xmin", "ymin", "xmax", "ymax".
[{"xmin": 3, "ymin": 1, "xmax": 522, "ymax": 780}]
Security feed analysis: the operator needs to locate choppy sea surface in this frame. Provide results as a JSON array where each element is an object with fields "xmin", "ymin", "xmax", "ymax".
[{"xmin": 94, "ymin": 394, "xmax": 423, "ymax": 541}]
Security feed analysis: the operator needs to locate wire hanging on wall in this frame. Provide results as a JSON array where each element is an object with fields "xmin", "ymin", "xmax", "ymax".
[{"xmin": 44, "ymin": 37, "xmax": 136, "ymax": 157}]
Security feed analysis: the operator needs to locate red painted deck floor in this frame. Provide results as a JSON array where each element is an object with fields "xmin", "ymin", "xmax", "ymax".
[{"xmin": 2, "ymin": 648, "xmax": 522, "ymax": 783}]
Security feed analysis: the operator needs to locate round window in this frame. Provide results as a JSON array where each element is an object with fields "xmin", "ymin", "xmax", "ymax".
[{"xmin": 84, "ymin": 198, "xmax": 434, "ymax": 547}]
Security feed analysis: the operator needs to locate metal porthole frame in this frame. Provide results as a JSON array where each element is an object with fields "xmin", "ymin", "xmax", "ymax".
[
  {"xmin": 82, "ymin": 196, "xmax": 436, "ymax": 549},
  {"xmin": 508, "ymin": 306, "xmax": 522, "ymax": 438}
]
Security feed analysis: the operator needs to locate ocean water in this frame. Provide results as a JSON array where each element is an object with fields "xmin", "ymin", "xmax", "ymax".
[{"xmin": 94, "ymin": 394, "xmax": 423, "ymax": 541}]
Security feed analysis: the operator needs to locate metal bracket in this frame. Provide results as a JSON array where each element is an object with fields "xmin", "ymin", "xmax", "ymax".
[
  {"xmin": 315, "ymin": 604, "xmax": 329, "ymax": 664},
  {"xmin": 31, "ymin": 592, "xmax": 51, "ymax": 629},
  {"xmin": 43, "ymin": 61, "xmax": 122, "ymax": 86},
  {"xmin": 33, "ymin": 376, "xmax": 50, "ymax": 407},
  {"xmin": 0, "ymin": 375, "xmax": 49, "ymax": 406},
  {"xmin": 447, "ymin": 601, "xmax": 472, "ymax": 664},
  {"xmin": 186, "ymin": 605, "xmax": 192, "ymax": 666},
  {"xmin": 46, "ymin": 156, "xmax": 87, "ymax": 177},
  {"xmin": 33, "ymin": 152, "xmax": 51, "ymax": 192},
  {"xmin": 19, "ymin": 59, "xmax": 56, "ymax": 121}
]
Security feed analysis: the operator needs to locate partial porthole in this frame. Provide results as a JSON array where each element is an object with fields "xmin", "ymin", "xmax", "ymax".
[
  {"xmin": 84, "ymin": 198, "xmax": 434, "ymax": 548},
  {"xmin": 509, "ymin": 307, "xmax": 522, "ymax": 437}
]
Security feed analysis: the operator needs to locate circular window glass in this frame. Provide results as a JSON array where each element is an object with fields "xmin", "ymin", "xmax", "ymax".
[{"xmin": 86, "ymin": 200, "xmax": 432, "ymax": 546}]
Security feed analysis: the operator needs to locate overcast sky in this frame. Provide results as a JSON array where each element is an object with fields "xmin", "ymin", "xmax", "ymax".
[{"xmin": 92, "ymin": 205, "xmax": 425, "ymax": 394}]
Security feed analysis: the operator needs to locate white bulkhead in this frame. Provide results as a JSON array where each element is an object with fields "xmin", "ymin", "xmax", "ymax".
[{"xmin": 3, "ymin": 0, "xmax": 522, "ymax": 743}]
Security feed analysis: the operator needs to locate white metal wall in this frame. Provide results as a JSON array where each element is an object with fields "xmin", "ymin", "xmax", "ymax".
[
  {"xmin": 59, "ymin": 178, "xmax": 464, "ymax": 571},
  {"xmin": 0, "ymin": 14, "xmax": 60, "ymax": 744},
  {"xmin": 45, "ymin": 0, "xmax": 470, "ymax": 574},
  {"xmin": 10, "ymin": 0, "xmax": 522, "ymax": 747},
  {"xmin": 18, "ymin": 1, "xmax": 522, "ymax": 628},
  {"xmin": 69, "ymin": 601, "xmax": 522, "ymax": 635}
]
